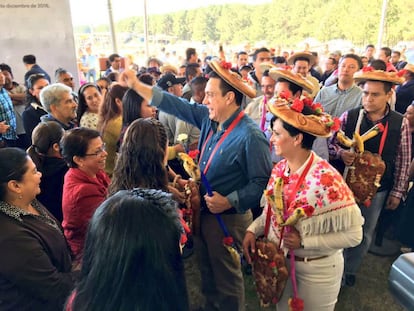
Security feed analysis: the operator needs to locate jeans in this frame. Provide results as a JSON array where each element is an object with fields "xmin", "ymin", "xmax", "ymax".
[{"xmin": 344, "ymin": 190, "xmax": 388, "ymax": 275}]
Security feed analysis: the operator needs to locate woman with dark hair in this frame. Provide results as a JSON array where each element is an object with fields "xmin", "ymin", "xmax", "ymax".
[
  {"xmin": 76, "ymin": 83, "xmax": 102, "ymax": 129},
  {"xmin": 109, "ymin": 118, "xmax": 168, "ymax": 194},
  {"xmin": 97, "ymin": 84, "xmax": 128, "ymax": 176},
  {"xmin": 243, "ymin": 98, "xmax": 364, "ymax": 310},
  {"xmin": 67, "ymin": 189, "xmax": 189, "ymax": 311},
  {"xmin": 109, "ymin": 118, "xmax": 191, "ymax": 244},
  {"xmin": 0, "ymin": 147, "xmax": 74, "ymax": 310},
  {"xmin": 27, "ymin": 121, "xmax": 67, "ymax": 221},
  {"xmin": 122, "ymin": 88, "xmax": 156, "ymax": 128},
  {"xmin": 60, "ymin": 127, "xmax": 110, "ymax": 262},
  {"xmin": 117, "ymin": 75, "xmax": 157, "ymax": 147},
  {"xmin": 22, "ymin": 73, "xmax": 49, "ymax": 141}
]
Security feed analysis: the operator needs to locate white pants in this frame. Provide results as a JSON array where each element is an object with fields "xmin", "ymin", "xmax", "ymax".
[{"xmin": 276, "ymin": 250, "xmax": 344, "ymax": 311}]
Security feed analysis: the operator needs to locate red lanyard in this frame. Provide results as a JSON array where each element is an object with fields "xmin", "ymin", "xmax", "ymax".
[
  {"xmin": 199, "ymin": 110, "xmax": 245, "ymax": 174},
  {"xmin": 286, "ymin": 152, "xmax": 314, "ymax": 209},
  {"xmin": 264, "ymin": 152, "xmax": 314, "ymax": 239},
  {"xmin": 378, "ymin": 122, "xmax": 388, "ymax": 156}
]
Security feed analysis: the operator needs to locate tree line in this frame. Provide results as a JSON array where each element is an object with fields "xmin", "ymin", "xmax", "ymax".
[{"xmin": 76, "ymin": 0, "xmax": 414, "ymax": 48}]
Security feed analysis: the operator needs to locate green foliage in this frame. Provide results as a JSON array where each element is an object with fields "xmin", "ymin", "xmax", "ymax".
[{"xmin": 102, "ymin": 0, "xmax": 414, "ymax": 48}]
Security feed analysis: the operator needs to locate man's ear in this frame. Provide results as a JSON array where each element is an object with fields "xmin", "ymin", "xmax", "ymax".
[{"xmin": 225, "ymin": 91, "xmax": 235, "ymax": 104}]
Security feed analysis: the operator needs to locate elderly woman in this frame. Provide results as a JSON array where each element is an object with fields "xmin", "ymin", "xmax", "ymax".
[
  {"xmin": 60, "ymin": 127, "xmax": 110, "ymax": 262},
  {"xmin": 0, "ymin": 148, "xmax": 74, "ymax": 310},
  {"xmin": 243, "ymin": 97, "xmax": 364, "ymax": 311},
  {"xmin": 76, "ymin": 83, "xmax": 103, "ymax": 129},
  {"xmin": 27, "ymin": 121, "xmax": 67, "ymax": 221}
]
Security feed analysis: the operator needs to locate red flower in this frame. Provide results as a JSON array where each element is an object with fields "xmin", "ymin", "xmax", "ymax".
[
  {"xmin": 329, "ymin": 117, "xmax": 341, "ymax": 132},
  {"xmin": 291, "ymin": 98, "xmax": 304, "ymax": 112},
  {"xmin": 282, "ymin": 65, "xmax": 292, "ymax": 71},
  {"xmin": 279, "ymin": 90, "xmax": 292, "ymax": 100},
  {"xmin": 328, "ymin": 188, "xmax": 339, "ymax": 201},
  {"xmin": 220, "ymin": 61, "xmax": 232, "ymax": 70},
  {"xmin": 311, "ymin": 102, "xmax": 324, "ymax": 114},
  {"xmin": 223, "ymin": 236, "xmax": 234, "ymax": 246},
  {"xmin": 288, "ymin": 297, "xmax": 304, "ymax": 311},
  {"xmin": 320, "ymin": 173, "xmax": 334, "ymax": 187},
  {"xmin": 363, "ymin": 199, "xmax": 372, "ymax": 207},
  {"xmin": 375, "ymin": 123, "xmax": 385, "ymax": 132},
  {"xmin": 303, "ymin": 97, "xmax": 312, "ymax": 110},
  {"xmin": 188, "ymin": 149, "xmax": 200, "ymax": 160},
  {"xmin": 397, "ymin": 69, "xmax": 407, "ymax": 77},
  {"xmin": 362, "ymin": 66, "xmax": 374, "ymax": 72},
  {"xmin": 269, "ymin": 261, "xmax": 276, "ymax": 268},
  {"xmin": 303, "ymin": 205, "xmax": 314, "ymax": 217}
]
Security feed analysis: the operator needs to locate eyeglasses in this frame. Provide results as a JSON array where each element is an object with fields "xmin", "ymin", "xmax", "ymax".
[{"xmin": 84, "ymin": 143, "xmax": 106, "ymax": 157}]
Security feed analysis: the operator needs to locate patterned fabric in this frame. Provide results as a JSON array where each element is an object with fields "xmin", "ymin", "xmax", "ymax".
[
  {"xmin": 0, "ymin": 87, "xmax": 17, "ymax": 140},
  {"xmin": 249, "ymin": 152, "xmax": 363, "ymax": 256},
  {"xmin": 80, "ymin": 111, "xmax": 99, "ymax": 130},
  {"xmin": 0, "ymin": 199, "xmax": 62, "ymax": 235}
]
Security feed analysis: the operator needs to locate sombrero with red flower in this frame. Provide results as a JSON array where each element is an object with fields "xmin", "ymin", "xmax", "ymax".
[
  {"xmin": 267, "ymin": 93, "xmax": 340, "ymax": 138},
  {"xmin": 208, "ymin": 60, "xmax": 256, "ymax": 98},
  {"xmin": 268, "ymin": 68, "xmax": 315, "ymax": 94},
  {"xmin": 353, "ymin": 69, "xmax": 404, "ymax": 84}
]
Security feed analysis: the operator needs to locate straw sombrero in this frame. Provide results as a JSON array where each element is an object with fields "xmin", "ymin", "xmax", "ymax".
[{"xmin": 208, "ymin": 60, "xmax": 256, "ymax": 98}]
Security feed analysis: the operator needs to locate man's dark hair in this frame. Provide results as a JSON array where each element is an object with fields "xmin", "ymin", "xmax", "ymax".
[
  {"xmin": 328, "ymin": 57, "xmax": 338, "ymax": 65},
  {"xmin": 237, "ymin": 51, "xmax": 248, "ymax": 58},
  {"xmin": 209, "ymin": 71, "xmax": 243, "ymax": 105},
  {"xmin": 186, "ymin": 48, "xmax": 196, "ymax": 62},
  {"xmin": 0, "ymin": 63, "xmax": 13, "ymax": 77},
  {"xmin": 273, "ymin": 56, "xmax": 287, "ymax": 65},
  {"xmin": 340, "ymin": 54, "xmax": 363, "ymax": 69},
  {"xmin": 190, "ymin": 76, "xmax": 208, "ymax": 88},
  {"xmin": 277, "ymin": 78, "xmax": 303, "ymax": 96},
  {"xmin": 368, "ymin": 59, "xmax": 386, "ymax": 71},
  {"xmin": 23, "ymin": 54, "xmax": 36, "ymax": 65},
  {"xmin": 392, "ymin": 50, "xmax": 401, "ymax": 57},
  {"xmin": 366, "ymin": 44, "xmax": 375, "ymax": 50},
  {"xmin": 108, "ymin": 53, "xmax": 121, "ymax": 62},
  {"xmin": 252, "ymin": 47, "xmax": 270, "ymax": 61},
  {"xmin": 293, "ymin": 56, "xmax": 311, "ymax": 65},
  {"xmin": 380, "ymin": 47, "xmax": 392, "ymax": 58},
  {"xmin": 185, "ymin": 63, "xmax": 200, "ymax": 81}
]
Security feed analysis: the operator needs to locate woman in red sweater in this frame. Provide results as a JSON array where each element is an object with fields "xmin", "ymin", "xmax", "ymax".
[{"xmin": 60, "ymin": 127, "xmax": 110, "ymax": 262}]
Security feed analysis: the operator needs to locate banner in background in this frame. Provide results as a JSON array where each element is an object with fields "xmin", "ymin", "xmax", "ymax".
[{"xmin": 0, "ymin": 0, "xmax": 78, "ymax": 86}]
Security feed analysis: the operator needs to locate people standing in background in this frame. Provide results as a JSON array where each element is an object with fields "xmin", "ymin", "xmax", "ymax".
[
  {"xmin": 27, "ymin": 121, "xmax": 67, "ymax": 221},
  {"xmin": 22, "ymin": 54, "xmax": 51, "ymax": 87},
  {"xmin": 104, "ymin": 53, "xmax": 123, "ymax": 77},
  {"xmin": 0, "ymin": 70, "xmax": 17, "ymax": 148},
  {"xmin": 22, "ymin": 74, "xmax": 49, "ymax": 141},
  {"xmin": 80, "ymin": 44, "xmax": 98, "ymax": 83},
  {"xmin": 76, "ymin": 83, "xmax": 103, "ymax": 130},
  {"xmin": 0, "ymin": 64, "xmax": 29, "ymax": 149}
]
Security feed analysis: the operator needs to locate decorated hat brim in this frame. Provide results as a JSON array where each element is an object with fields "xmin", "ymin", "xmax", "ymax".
[
  {"xmin": 268, "ymin": 68, "xmax": 315, "ymax": 94},
  {"xmin": 208, "ymin": 60, "xmax": 256, "ymax": 98},
  {"xmin": 353, "ymin": 70, "xmax": 404, "ymax": 85},
  {"xmin": 267, "ymin": 101, "xmax": 332, "ymax": 138}
]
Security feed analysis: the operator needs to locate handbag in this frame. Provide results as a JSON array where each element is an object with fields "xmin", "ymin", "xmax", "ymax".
[
  {"xmin": 346, "ymin": 151, "xmax": 386, "ymax": 207},
  {"xmin": 252, "ymin": 204, "xmax": 288, "ymax": 307}
]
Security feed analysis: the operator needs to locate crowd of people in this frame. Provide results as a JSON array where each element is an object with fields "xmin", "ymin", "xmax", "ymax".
[{"xmin": 0, "ymin": 44, "xmax": 413, "ymax": 311}]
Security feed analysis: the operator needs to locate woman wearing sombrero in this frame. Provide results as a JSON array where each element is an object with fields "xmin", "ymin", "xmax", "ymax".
[{"xmin": 243, "ymin": 96, "xmax": 364, "ymax": 311}]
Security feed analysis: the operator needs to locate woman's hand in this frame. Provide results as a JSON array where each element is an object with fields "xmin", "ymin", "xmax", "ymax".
[
  {"xmin": 283, "ymin": 226, "xmax": 302, "ymax": 250},
  {"xmin": 168, "ymin": 185, "xmax": 186, "ymax": 204},
  {"xmin": 243, "ymin": 231, "xmax": 256, "ymax": 264}
]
